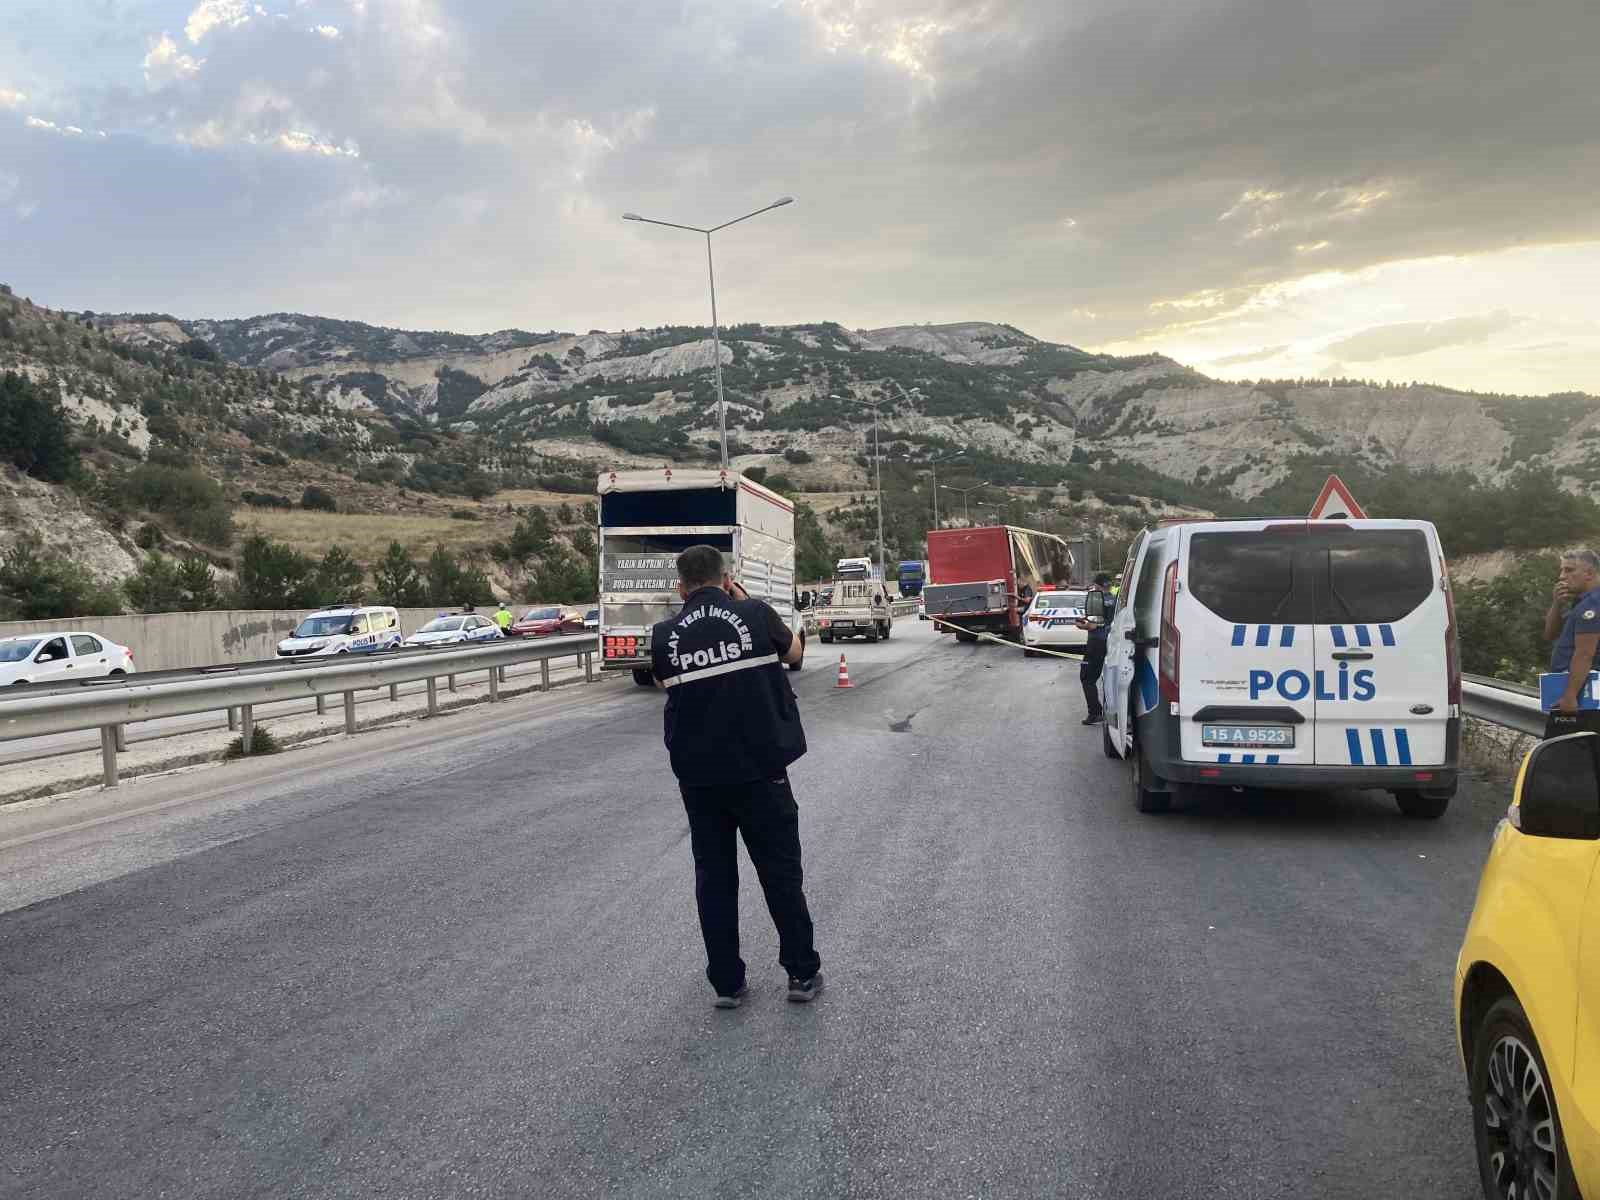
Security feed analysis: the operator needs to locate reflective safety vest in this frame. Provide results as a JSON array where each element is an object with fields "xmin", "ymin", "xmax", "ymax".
[
  {"xmin": 494, "ymin": 608, "xmax": 513, "ymax": 629},
  {"xmin": 650, "ymin": 586, "xmax": 806, "ymax": 786}
]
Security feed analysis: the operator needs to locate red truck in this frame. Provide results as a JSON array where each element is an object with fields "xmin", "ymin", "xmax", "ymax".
[{"xmin": 924, "ymin": 525, "xmax": 1075, "ymax": 643}]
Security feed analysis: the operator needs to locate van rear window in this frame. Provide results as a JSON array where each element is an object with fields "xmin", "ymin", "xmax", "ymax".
[{"xmin": 1188, "ymin": 528, "xmax": 1434, "ymax": 625}]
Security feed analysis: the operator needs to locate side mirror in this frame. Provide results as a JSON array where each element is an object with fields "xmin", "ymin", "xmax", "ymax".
[
  {"xmin": 1083, "ymin": 592, "xmax": 1111, "ymax": 622},
  {"xmin": 1514, "ymin": 732, "xmax": 1600, "ymax": 839}
]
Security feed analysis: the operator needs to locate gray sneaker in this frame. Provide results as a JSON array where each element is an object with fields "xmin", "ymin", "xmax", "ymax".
[
  {"xmin": 713, "ymin": 984, "xmax": 749, "ymax": 1009},
  {"xmin": 786, "ymin": 972, "xmax": 824, "ymax": 1003}
]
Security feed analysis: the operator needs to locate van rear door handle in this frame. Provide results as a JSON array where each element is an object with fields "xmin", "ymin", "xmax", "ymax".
[{"xmin": 1331, "ymin": 651, "xmax": 1373, "ymax": 661}]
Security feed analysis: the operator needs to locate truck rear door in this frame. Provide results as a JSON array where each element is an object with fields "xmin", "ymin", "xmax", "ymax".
[
  {"xmin": 1306, "ymin": 523, "xmax": 1449, "ymax": 767},
  {"xmin": 1178, "ymin": 525, "xmax": 1318, "ymax": 766}
]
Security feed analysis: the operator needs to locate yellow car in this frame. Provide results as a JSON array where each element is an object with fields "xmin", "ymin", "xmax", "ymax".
[{"xmin": 1455, "ymin": 731, "xmax": 1600, "ymax": 1199}]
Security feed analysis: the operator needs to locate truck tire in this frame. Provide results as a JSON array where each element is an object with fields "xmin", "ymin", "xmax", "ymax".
[
  {"xmin": 820, "ymin": 631, "xmax": 832, "ymax": 644},
  {"xmin": 632, "ymin": 669, "xmax": 654, "ymax": 688},
  {"xmin": 879, "ymin": 621, "xmax": 891, "ymax": 640},
  {"xmin": 866, "ymin": 627, "xmax": 880, "ymax": 644},
  {"xmin": 955, "ymin": 630, "xmax": 977, "ymax": 644},
  {"xmin": 1131, "ymin": 742, "xmax": 1171, "ymax": 814},
  {"xmin": 1393, "ymin": 789, "xmax": 1451, "ymax": 819}
]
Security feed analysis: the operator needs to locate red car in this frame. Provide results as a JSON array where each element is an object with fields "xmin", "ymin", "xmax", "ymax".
[{"xmin": 510, "ymin": 606, "xmax": 585, "ymax": 638}]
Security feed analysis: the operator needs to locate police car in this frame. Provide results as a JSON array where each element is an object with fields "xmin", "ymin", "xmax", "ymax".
[
  {"xmin": 1096, "ymin": 518, "xmax": 1460, "ymax": 817},
  {"xmin": 402, "ymin": 614, "xmax": 502, "ymax": 647},
  {"xmin": 276, "ymin": 605, "xmax": 403, "ymax": 657},
  {"xmin": 1022, "ymin": 589, "xmax": 1090, "ymax": 656}
]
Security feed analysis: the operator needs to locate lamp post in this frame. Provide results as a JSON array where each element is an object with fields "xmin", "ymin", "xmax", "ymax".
[
  {"xmin": 835, "ymin": 391, "xmax": 895, "ymax": 587},
  {"xmin": 926, "ymin": 450, "xmax": 965, "ymax": 528},
  {"xmin": 940, "ymin": 481, "xmax": 990, "ymax": 525},
  {"xmin": 622, "ymin": 196, "xmax": 794, "ymax": 469}
]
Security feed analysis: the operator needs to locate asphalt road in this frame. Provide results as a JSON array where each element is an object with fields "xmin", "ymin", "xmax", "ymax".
[{"xmin": 0, "ymin": 619, "xmax": 1497, "ymax": 1198}]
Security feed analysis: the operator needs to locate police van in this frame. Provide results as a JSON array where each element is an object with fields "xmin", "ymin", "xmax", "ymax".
[
  {"xmin": 1095, "ymin": 518, "xmax": 1460, "ymax": 818},
  {"xmin": 275, "ymin": 605, "xmax": 404, "ymax": 657}
]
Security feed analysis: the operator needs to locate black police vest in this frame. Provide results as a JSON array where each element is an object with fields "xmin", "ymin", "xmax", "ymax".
[{"xmin": 651, "ymin": 587, "xmax": 807, "ymax": 786}]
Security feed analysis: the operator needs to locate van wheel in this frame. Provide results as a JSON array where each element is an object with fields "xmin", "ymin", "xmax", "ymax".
[
  {"xmin": 880, "ymin": 621, "xmax": 891, "ymax": 640},
  {"xmin": 1102, "ymin": 722, "xmax": 1119, "ymax": 759},
  {"xmin": 1394, "ymin": 789, "xmax": 1451, "ymax": 819},
  {"xmin": 1471, "ymin": 995, "xmax": 1579, "ymax": 1200},
  {"xmin": 866, "ymin": 627, "xmax": 880, "ymax": 643},
  {"xmin": 1131, "ymin": 743, "xmax": 1171, "ymax": 814},
  {"xmin": 632, "ymin": 669, "xmax": 654, "ymax": 688}
]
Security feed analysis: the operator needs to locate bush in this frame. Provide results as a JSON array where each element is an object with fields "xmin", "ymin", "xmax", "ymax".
[
  {"xmin": 373, "ymin": 541, "xmax": 427, "ymax": 607},
  {"xmin": 0, "ymin": 535, "xmax": 122, "ymax": 619},
  {"xmin": 241, "ymin": 491, "xmax": 294, "ymax": 508},
  {"xmin": 0, "ymin": 372, "xmax": 79, "ymax": 483},
  {"xmin": 134, "ymin": 522, "xmax": 165, "ymax": 550},
  {"xmin": 124, "ymin": 464, "xmax": 234, "ymax": 546},
  {"xmin": 223, "ymin": 727, "xmax": 282, "ymax": 759},
  {"xmin": 424, "ymin": 544, "xmax": 494, "ymax": 607},
  {"xmin": 783, "ymin": 448, "xmax": 813, "ymax": 465},
  {"xmin": 124, "ymin": 552, "xmax": 221, "ymax": 613},
  {"xmin": 449, "ymin": 508, "xmax": 480, "ymax": 521},
  {"xmin": 301, "ymin": 485, "xmax": 339, "ymax": 512},
  {"xmin": 235, "ymin": 534, "xmax": 319, "ymax": 609}
]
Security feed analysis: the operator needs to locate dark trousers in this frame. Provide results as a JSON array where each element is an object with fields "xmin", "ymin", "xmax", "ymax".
[
  {"xmin": 1081, "ymin": 650, "xmax": 1105, "ymax": 718},
  {"xmin": 680, "ymin": 773, "xmax": 821, "ymax": 995}
]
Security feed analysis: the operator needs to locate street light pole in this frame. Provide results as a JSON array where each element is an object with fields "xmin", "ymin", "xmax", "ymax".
[
  {"xmin": 835, "ymin": 392, "xmax": 889, "ymax": 586},
  {"xmin": 926, "ymin": 450, "xmax": 964, "ymax": 529},
  {"xmin": 623, "ymin": 196, "xmax": 795, "ymax": 470},
  {"xmin": 940, "ymin": 481, "xmax": 990, "ymax": 525}
]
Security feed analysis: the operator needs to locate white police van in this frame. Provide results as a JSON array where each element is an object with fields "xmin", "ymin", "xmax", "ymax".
[
  {"xmin": 276, "ymin": 605, "xmax": 403, "ymax": 657},
  {"xmin": 1096, "ymin": 518, "xmax": 1460, "ymax": 818}
]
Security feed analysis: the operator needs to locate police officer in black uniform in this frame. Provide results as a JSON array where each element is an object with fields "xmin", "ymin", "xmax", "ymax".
[
  {"xmin": 1077, "ymin": 572, "xmax": 1115, "ymax": 725},
  {"xmin": 651, "ymin": 545, "xmax": 823, "ymax": 1009}
]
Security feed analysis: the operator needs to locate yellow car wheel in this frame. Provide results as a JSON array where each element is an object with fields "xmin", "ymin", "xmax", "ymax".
[{"xmin": 1471, "ymin": 996, "xmax": 1579, "ymax": 1200}]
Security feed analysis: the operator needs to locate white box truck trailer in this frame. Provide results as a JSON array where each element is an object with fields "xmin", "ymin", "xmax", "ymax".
[{"xmin": 596, "ymin": 468, "xmax": 807, "ymax": 686}]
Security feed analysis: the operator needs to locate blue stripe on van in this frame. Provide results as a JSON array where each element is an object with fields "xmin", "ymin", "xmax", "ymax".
[
  {"xmin": 1346, "ymin": 728, "xmax": 1363, "ymax": 765},
  {"xmin": 1280, "ymin": 626, "xmax": 1295, "ymax": 648},
  {"xmin": 1355, "ymin": 625, "xmax": 1373, "ymax": 647},
  {"xmin": 1379, "ymin": 624, "xmax": 1396, "ymax": 647},
  {"xmin": 1232, "ymin": 625, "xmax": 1247, "ymax": 647},
  {"xmin": 1241, "ymin": 754, "xmax": 1256, "ymax": 764},
  {"xmin": 1265, "ymin": 754, "xmax": 1280, "ymax": 765},
  {"xmin": 1331, "ymin": 626, "xmax": 1348, "ymax": 648},
  {"xmin": 1369, "ymin": 729, "xmax": 1389, "ymax": 766},
  {"xmin": 1217, "ymin": 754, "xmax": 1231, "ymax": 764},
  {"xmin": 1255, "ymin": 625, "xmax": 1270, "ymax": 647},
  {"xmin": 1395, "ymin": 729, "xmax": 1413, "ymax": 766}
]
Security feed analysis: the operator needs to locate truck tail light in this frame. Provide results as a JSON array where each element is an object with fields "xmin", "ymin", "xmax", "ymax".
[
  {"xmin": 1441, "ymin": 556, "xmax": 1461, "ymax": 706},
  {"xmin": 1159, "ymin": 558, "xmax": 1180, "ymax": 704}
]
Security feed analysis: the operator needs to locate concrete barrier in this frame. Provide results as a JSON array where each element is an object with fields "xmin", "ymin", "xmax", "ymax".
[{"xmin": 0, "ymin": 607, "xmax": 466, "ymax": 673}]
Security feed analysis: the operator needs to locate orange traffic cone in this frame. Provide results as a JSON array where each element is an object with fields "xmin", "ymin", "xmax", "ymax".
[{"xmin": 835, "ymin": 653, "xmax": 854, "ymax": 688}]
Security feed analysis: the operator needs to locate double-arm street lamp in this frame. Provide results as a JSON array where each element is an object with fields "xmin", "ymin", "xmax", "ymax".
[
  {"xmin": 832, "ymin": 389, "xmax": 911, "ymax": 588},
  {"xmin": 940, "ymin": 480, "xmax": 990, "ymax": 525},
  {"xmin": 924, "ymin": 450, "xmax": 965, "ymax": 528},
  {"xmin": 622, "ymin": 196, "xmax": 794, "ymax": 469}
]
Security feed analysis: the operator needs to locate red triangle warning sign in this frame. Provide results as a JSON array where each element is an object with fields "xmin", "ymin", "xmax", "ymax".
[{"xmin": 1309, "ymin": 474, "xmax": 1367, "ymax": 520}]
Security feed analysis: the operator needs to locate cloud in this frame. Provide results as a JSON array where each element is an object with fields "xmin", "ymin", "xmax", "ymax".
[
  {"xmin": 185, "ymin": 0, "xmax": 254, "ymax": 44},
  {"xmin": 1324, "ymin": 313, "xmax": 1522, "ymax": 362},
  {"xmin": 0, "ymin": 89, "xmax": 25, "ymax": 110},
  {"xmin": 1210, "ymin": 344, "xmax": 1290, "ymax": 367},
  {"xmin": 143, "ymin": 34, "xmax": 204, "ymax": 86},
  {"xmin": 311, "ymin": 25, "xmax": 340, "ymax": 40}
]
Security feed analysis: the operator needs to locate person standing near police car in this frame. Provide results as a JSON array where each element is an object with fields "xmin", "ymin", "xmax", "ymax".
[
  {"xmin": 1076, "ymin": 572, "xmax": 1115, "ymax": 726},
  {"xmin": 1543, "ymin": 549, "xmax": 1600, "ymax": 732},
  {"xmin": 651, "ymin": 545, "xmax": 823, "ymax": 1009}
]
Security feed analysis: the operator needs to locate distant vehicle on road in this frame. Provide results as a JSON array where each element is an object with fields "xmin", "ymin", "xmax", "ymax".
[
  {"xmin": 896, "ymin": 559, "xmax": 927, "ymax": 598},
  {"xmin": 1096, "ymin": 518, "xmax": 1460, "ymax": 816},
  {"xmin": 596, "ymin": 468, "xmax": 807, "ymax": 686},
  {"xmin": 276, "ymin": 605, "xmax": 402, "ymax": 657},
  {"xmin": 1455, "ymin": 732, "xmax": 1600, "ymax": 1200},
  {"xmin": 403, "ymin": 615, "xmax": 503, "ymax": 647},
  {"xmin": 924, "ymin": 525, "xmax": 1075, "ymax": 643},
  {"xmin": 511, "ymin": 606, "xmax": 585, "ymax": 638},
  {"xmin": 834, "ymin": 556, "xmax": 875, "ymax": 581},
  {"xmin": 582, "ymin": 607, "xmax": 599, "ymax": 631},
  {"xmin": 817, "ymin": 579, "xmax": 892, "ymax": 643},
  {"xmin": 0, "ymin": 631, "xmax": 134, "ymax": 687},
  {"xmin": 1022, "ymin": 590, "xmax": 1089, "ymax": 657}
]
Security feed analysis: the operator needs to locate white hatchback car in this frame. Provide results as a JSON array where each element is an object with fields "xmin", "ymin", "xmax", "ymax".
[
  {"xmin": 1022, "ymin": 590, "xmax": 1090, "ymax": 656},
  {"xmin": 0, "ymin": 631, "xmax": 136, "ymax": 687}
]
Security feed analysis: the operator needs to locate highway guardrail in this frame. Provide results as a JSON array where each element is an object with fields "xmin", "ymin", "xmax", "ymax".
[
  {"xmin": 0, "ymin": 634, "xmax": 600, "ymax": 788},
  {"xmin": 1461, "ymin": 674, "xmax": 1545, "ymax": 739}
]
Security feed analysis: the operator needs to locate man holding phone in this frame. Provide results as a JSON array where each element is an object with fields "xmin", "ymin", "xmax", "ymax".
[
  {"xmin": 650, "ymin": 545, "xmax": 823, "ymax": 1009},
  {"xmin": 1544, "ymin": 549, "xmax": 1600, "ymax": 733}
]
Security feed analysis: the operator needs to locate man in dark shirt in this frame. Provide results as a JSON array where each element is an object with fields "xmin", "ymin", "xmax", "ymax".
[
  {"xmin": 651, "ymin": 545, "xmax": 823, "ymax": 1009},
  {"xmin": 1076, "ymin": 573, "xmax": 1115, "ymax": 726},
  {"xmin": 1544, "ymin": 549, "xmax": 1600, "ymax": 734}
]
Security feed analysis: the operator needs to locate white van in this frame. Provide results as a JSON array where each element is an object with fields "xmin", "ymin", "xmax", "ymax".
[
  {"xmin": 276, "ymin": 605, "xmax": 403, "ymax": 657},
  {"xmin": 1097, "ymin": 518, "xmax": 1460, "ymax": 818}
]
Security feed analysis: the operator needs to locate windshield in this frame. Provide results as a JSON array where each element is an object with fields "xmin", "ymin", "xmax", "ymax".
[
  {"xmin": 584, "ymin": 609, "xmax": 599, "ymax": 620},
  {"xmin": 0, "ymin": 638, "xmax": 42, "ymax": 663},
  {"xmin": 1034, "ymin": 592, "xmax": 1086, "ymax": 610},
  {"xmin": 521, "ymin": 608, "xmax": 562, "ymax": 621},
  {"xmin": 291, "ymin": 615, "xmax": 353, "ymax": 638},
  {"xmin": 418, "ymin": 618, "xmax": 464, "ymax": 633}
]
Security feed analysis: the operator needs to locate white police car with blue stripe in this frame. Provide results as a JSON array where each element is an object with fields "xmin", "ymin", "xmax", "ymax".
[{"xmin": 1097, "ymin": 518, "xmax": 1460, "ymax": 817}]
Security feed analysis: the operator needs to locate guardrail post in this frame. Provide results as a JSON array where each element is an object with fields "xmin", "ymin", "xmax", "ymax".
[
  {"xmin": 240, "ymin": 704, "xmax": 255, "ymax": 755},
  {"xmin": 585, "ymin": 652, "xmax": 595, "ymax": 683},
  {"xmin": 227, "ymin": 706, "xmax": 238, "ymax": 731},
  {"xmin": 497, "ymin": 665, "xmax": 508, "ymax": 684},
  {"xmin": 316, "ymin": 694, "xmax": 326, "ymax": 715},
  {"xmin": 389, "ymin": 682, "xmax": 399, "ymax": 702},
  {"xmin": 426, "ymin": 677, "xmax": 439, "ymax": 716},
  {"xmin": 489, "ymin": 666, "xmax": 501, "ymax": 702},
  {"xmin": 344, "ymin": 691, "xmax": 356, "ymax": 735},
  {"xmin": 541, "ymin": 658, "xmax": 551, "ymax": 692},
  {"xmin": 114, "ymin": 723, "xmax": 128, "ymax": 752},
  {"xmin": 447, "ymin": 673, "xmax": 457, "ymax": 693},
  {"xmin": 99, "ymin": 725, "xmax": 119, "ymax": 788}
]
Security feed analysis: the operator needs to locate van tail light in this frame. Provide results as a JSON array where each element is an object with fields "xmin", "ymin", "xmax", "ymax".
[
  {"xmin": 1441, "ymin": 555, "xmax": 1461, "ymax": 705},
  {"xmin": 1158, "ymin": 558, "xmax": 1180, "ymax": 704}
]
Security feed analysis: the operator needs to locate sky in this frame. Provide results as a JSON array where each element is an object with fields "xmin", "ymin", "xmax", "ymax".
[{"xmin": 2, "ymin": 0, "xmax": 1598, "ymax": 395}]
